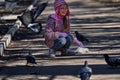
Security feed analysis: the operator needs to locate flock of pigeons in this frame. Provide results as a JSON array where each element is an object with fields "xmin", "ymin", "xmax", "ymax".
[
  {"xmin": 25, "ymin": 52, "xmax": 93, "ymax": 80},
  {"xmin": 6, "ymin": 0, "xmax": 120, "ymax": 80},
  {"xmin": 77, "ymin": 54, "xmax": 120, "ymax": 80},
  {"xmin": 25, "ymin": 52, "xmax": 120, "ymax": 80}
]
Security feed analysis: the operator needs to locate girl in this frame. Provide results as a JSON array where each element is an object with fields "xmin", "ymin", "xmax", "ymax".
[{"xmin": 44, "ymin": 0, "xmax": 88, "ymax": 58}]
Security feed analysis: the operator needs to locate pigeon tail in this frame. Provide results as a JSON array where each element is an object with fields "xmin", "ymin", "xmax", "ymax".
[{"xmin": 33, "ymin": 2, "xmax": 48, "ymax": 20}]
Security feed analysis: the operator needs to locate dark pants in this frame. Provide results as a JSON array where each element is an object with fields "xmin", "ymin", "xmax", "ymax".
[{"xmin": 52, "ymin": 34, "xmax": 73, "ymax": 52}]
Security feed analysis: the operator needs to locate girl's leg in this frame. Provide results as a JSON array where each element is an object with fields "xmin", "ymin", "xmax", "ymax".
[
  {"xmin": 61, "ymin": 34, "xmax": 75, "ymax": 55},
  {"xmin": 49, "ymin": 35, "xmax": 73, "ymax": 57},
  {"xmin": 64, "ymin": 34, "xmax": 73, "ymax": 49},
  {"xmin": 52, "ymin": 37, "xmax": 67, "ymax": 51},
  {"xmin": 49, "ymin": 37, "xmax": 67, "ymax": 57}
]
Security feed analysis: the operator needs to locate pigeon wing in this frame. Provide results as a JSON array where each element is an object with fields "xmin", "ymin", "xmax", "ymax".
[
  {"xmin": 33, "ymin": 2, "xmax": 48, "ymax": 20},
  {"xmin": 78, "ymin": 33, "xmax": 89, "ymax": 42},
  {"xmin": 109, "ymin": 57, "xmax": 117, "ymax": 62},
  {"xmin": 26, "ymin": 55, "xmax": 36, "ymax": 64},
  {"xmin": 18, "ymin": 11, "xmax": 34, "ymax": 27}
]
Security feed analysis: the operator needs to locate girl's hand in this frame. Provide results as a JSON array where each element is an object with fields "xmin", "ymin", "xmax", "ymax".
[
  {"xmin": 73, "ymin": 37, "xmax": 84, "ymax": 47},
  {"xmin": 59, "ymin": 32, "xmax": 68, "ymax": 37}
]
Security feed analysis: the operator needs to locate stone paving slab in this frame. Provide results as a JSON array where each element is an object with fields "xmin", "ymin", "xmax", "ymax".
[{"xmin": 0, "ymin": 0, "xmax": 120, "ymax": 80}]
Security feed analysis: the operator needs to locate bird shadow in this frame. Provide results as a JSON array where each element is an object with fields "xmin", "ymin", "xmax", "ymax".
[
  {"xmin": 0, "ymin": 64, "xmax": 120, "ymax": 80},
  {"xmin": 1, "ymin": 49, "xmax": 120, "ymax": 80}
]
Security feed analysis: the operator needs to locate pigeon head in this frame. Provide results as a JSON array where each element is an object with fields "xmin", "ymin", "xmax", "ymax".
[
  {"xmin": 103, "ymin": 54, "xmax": 109, "ymax": 58},
  {"xmin": 74, "ymin": 31, "xmax": 78, "ymax": 34},
  {"xmin": 84, "ymin": 61, "xmax": 88, "ymax": 67},
  {"xmin": 28, "ymin": 51, "xmax": 32, "ymax": 55}
]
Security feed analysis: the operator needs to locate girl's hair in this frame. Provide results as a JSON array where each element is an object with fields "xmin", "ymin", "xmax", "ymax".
[{"xmin": 63, "ymin": 16, "xmax": 68, "ymax": 29}]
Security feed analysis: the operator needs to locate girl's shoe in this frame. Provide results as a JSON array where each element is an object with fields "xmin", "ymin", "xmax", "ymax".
[{"xmin": 48, "ymin": 49, "xmax": 56, "ymax": 58}]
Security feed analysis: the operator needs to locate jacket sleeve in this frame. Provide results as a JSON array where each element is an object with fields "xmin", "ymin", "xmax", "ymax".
[
  {"xmin": 44, "ymin": 16, "xmax": 59, "ymax": 40},
  {"xmin": 73, "ymin": 37, "xmax": 84, "ymax": 47}
]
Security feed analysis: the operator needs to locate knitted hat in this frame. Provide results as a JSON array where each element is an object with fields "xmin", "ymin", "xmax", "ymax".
[
  {"xmin": 54, "ymin": 0, "xmax": 70, "ymax": 16},
  {"xmin": 54, "ymin": 0, "xmax": 67, "ymax": 10}
]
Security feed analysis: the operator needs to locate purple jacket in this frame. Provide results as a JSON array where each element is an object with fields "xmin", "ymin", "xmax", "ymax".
[{"xmin": 44, "ymin": 14, "xmax": 70, "ymax": 48}]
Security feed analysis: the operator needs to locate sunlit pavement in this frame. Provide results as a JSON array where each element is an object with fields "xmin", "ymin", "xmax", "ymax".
[{"xmin": 0, "ymin": 0, "xmax": 120, "ymax": 80}]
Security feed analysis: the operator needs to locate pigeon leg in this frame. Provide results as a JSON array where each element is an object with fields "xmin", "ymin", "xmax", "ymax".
[{"xmin": 26, "ymin": 61, "xmax": 29, "ymax": 66}]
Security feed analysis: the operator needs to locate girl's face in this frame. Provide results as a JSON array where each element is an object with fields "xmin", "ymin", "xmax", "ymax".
[{"xmin": 59, "ymin": 4, "xmax": 68, "ymax": 16}]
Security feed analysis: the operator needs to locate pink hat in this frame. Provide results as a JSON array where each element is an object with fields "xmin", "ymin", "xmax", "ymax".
[
  {"xmin": 54, "ymin": 0, "xmax": 67, "ymax": 10},
  {"xmin": 54, "ymin": 0, "xmax": 70, "ymax": 16}
]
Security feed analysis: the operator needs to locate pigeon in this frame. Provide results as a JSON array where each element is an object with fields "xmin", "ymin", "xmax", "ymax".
[
  {"xmin": 17, "ymin": 11, "xmax": 42, "ymax": 33},
  {"xmin": 74, "ymin": 31, "xmax": 89, "ymax": 43},
  {"xmin": 79, "ymin": 61, "xmax": 92, "ymax": 80},
  {"xmin": 17, "ymin": 1, "xmax": 48, "ymax": 33},
  {"xmin": 103, "ymin": 54, "xmax": 120, "ymax": 68},
  {"xmin": 26, "ymin": 52, "xmax": 37, "ymax": 66}
]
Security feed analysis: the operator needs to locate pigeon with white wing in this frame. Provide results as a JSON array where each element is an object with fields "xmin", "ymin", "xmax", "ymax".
[{"xmin": 17, "ymin": 1, "xmax": 48, "ymax": 33}]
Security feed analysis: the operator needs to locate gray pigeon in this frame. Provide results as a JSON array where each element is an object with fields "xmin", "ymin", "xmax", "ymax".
[
  {"xmin": 103, "ymin": 54, "xmax": 120, "ymax": 68},
  {"xmin": 26, "ymin": 52, "xmax": 37, "ymax": 66},
  {"xmin": 79, "ymin": 61, "xmax": 92, "ymax": 80},
  {"xmin": 17, "ymin": 1, "xmax": 48, "ymax": 33}
]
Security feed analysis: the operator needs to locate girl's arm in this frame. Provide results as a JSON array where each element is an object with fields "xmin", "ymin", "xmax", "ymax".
[
  {"xmin": 73, "ymin": 37, "xmax": 84, "ymax": 47},
  {"xmin": 44, "ymin": 17, "xmax": 59, "ymax": 40}
]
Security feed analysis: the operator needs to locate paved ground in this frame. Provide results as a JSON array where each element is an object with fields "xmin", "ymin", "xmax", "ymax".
[
  {"xmin": 0, "ymin": 0, "xmax": 32, "ymax": 39},
  {"xmin": 0, "ymin": 0, "xmax": 120, "ymax": 80}
]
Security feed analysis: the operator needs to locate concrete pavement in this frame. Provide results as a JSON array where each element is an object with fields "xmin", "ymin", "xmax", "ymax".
[{"xmin": 0, "ymin": 0, "xmax": 120, "ymax": 80}]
